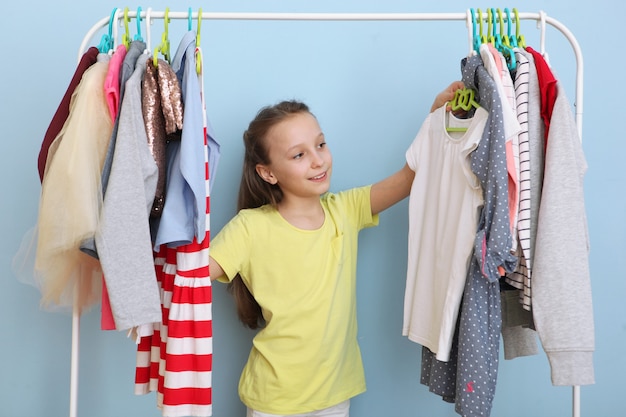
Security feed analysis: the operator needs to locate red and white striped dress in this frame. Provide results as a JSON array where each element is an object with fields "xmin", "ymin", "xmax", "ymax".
[{"xmin": 135, "ymin": 45, "xmax": 213, "ymax": 417}]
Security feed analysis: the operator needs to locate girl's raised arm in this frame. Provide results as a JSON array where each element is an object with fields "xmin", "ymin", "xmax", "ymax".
[{"xmin": 370, "ymin": 163, "xmax": 415, "ymax": 215}]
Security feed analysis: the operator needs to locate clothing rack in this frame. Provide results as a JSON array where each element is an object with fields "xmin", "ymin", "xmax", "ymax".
[{"xmin": 71, "ymin": 10, "xmax": 584, "ymax": 417}]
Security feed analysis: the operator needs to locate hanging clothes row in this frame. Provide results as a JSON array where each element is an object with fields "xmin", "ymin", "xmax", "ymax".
[
  {"xmin": 12, "ymin": 8, "xmax": 589, "ymax": 417},
  {"xmin": 402, "ymin": 7, "xmax": 594, "ymax": 417},
  {"xmin": 23, "ymin": 7, "xmax": 219, "ymax": 417}
]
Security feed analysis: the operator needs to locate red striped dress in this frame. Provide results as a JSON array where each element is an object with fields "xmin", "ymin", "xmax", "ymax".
[{"xmin": 134, "ymin": 45, "xmax": 212, "ymax": 416}]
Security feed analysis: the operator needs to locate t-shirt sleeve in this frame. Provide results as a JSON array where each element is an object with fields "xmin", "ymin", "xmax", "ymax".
[
  {"xmin": 405, "ymin": 112, "xmax": 433, "ymax": 172},
  {"xmin": 333, "ymin": 185, "xmax": 379, "ymax": 230},
  {"xmin": 210, "ymin": 211, "xmax": 250, "ymax": 283}
]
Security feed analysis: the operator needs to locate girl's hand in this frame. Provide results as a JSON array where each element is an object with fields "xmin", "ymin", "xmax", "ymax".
[{"xmin": 430, "ymin": 80, "xmax": 465, "ymax": 112}]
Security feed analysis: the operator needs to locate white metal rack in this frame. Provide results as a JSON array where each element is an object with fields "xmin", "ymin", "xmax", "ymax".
[{"xmin": 71, "ymin": 9, "xmax": 585, "ymax": 417}]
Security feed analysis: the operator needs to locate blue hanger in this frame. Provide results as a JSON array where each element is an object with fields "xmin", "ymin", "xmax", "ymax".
[
  {"xmin": 493, "ymin": 8, "xmax": 517, "ymax": 71},
  {"xmin": 492, "ymin": 8, "xmax": 504, "ymax": 50},
  {"xmin": 470, "ymin": 8, "xmax": 481, "ymax": 52},
  {"xmin": 504, "ymin": 8, "xmax": 517, "ymax": 48},
  {"xmin": 135, "ymin": 7, "xmax": 144, "ymax": 41},
  {"xmin": 97, "ymin": 8, "xmax": 117, "ymax": 53}
]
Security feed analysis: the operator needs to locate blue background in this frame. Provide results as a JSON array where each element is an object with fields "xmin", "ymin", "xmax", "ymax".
[{"xmin": 1, "ymin": 1, "xmax": 624, "ymax": 416}]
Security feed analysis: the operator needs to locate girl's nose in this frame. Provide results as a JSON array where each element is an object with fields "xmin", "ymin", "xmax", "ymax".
[{"xmin": 311, "ymin": 151, "xmax": 324, "ymax": 167}]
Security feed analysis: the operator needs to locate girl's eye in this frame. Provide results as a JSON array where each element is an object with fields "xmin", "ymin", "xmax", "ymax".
[
  {"xmin": 293, "ymin": 152, "xmax": 304, "ymax": 160},
  {"xmin": 318, "ymin": 142, "xmax": 326, "ymax": 149}
]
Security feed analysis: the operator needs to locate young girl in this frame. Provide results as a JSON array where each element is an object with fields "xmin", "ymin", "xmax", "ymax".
[{"xmin": 209, "ymin": 82, "xmax": 463, "ymax": 417}]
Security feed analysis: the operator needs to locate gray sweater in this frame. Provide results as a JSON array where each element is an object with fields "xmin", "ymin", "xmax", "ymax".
[
  {"xmin": 531, "ymin": 82, "xmax": 595, "ymax": 386},
  {"xmin": 94, "ymin": 53, "xmax": 162, "ymax": 330}
]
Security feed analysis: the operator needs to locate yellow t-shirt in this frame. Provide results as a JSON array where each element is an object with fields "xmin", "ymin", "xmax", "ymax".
[{"xmin": 211, "ymin": 186, "xmax": 378, "ymax": 414}]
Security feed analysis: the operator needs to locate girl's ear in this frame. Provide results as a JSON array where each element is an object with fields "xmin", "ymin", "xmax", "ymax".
[{"xmin": 255, "ymin": 164, "xmax": 278, "ymax": 185}]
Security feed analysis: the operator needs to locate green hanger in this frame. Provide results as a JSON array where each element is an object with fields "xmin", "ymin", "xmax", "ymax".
[
  {"xmin": 446, "ymin": 88, "xmax": 480, "ymax": 133},
  {"xmin": 122, "ymin": 7, "xmax": 131, "ymax": 50},
  {"xmin": 153, "ymin": 7, "xmax": 171, "ymax": 67},
  {"xmin": 450, "ymin": 88, "xmax": 480, "ymax": 112}
]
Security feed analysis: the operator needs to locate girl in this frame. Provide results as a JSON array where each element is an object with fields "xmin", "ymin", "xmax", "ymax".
[{"xmin": 209, "ymin": 82, "xmax": 463, "ymax": 417}]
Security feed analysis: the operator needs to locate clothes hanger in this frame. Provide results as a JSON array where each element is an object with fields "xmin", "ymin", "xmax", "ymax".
[
  {"xmin": 473, "ymin": 8, "xmax": 487, "ymax": 52},
  {"xmin": 498, "ymin": 8, "xmax": 510, "ymax": 48},
  {"xmin": 110, "ymin": 7, "xmax": 122, "ymax": 54},
  {"xmin": 486, "ymin": 8, "xmax": 495, "ymax": 46},
  {"xmin": 470, "ymin": 8, "xmax": 481, "ymax": 53},
  {"xmin": 134, "ymin": 6, "xmax": 144, "ymax": 42},
  {"xmin": 494, "ymin": 8, "xmax": 517, "ymax": 71},
  {"xmin": 153, "ymin": 7, "xmax": 171, "ymax": 67},
  {"xmin": 195, "ymin": 8, "xmax": 203, "ymax": 75},
  {"xmin": 446, "ymin": 88, "xmax": 481, "ymax": 132},
  {"xmin": 513, "ymin": 8, "xmax": 526, "ymax": 48},
  {"xmin": 122, "ymin": 7, "xmax": 131, "ymax": 50},
  {"xmin": 144, "ymin": 7, "xmax": 152, "ymax": 54},
  {"xmin": 450, "ymin": 88, "xmax": 480, "ymax": 112},
  {"xmin": 97, "ymin": 8, "xmax": 117, "ymax": 53},
  {"xmin": 505, "ymin": 8, "xmax": 518, "ymax": 48},
  {"xmin": 492, "ymin": 8, "xmax": 503, "ymax": 50}
]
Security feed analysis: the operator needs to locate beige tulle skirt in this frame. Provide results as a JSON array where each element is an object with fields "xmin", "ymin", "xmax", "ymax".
[{"xmin": 30, "ymin": 60, "xmax": 112, "ymax": 312}]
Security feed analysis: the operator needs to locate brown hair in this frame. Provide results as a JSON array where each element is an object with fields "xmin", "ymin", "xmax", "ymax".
[{"xmin": 227, "ymin": 100, "xmax": 311, "ymax": 329}]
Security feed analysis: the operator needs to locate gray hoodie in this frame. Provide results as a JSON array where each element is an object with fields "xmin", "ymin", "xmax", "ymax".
[{"xmin": 531, "ymin": 82, "xmax": 595, "ymax": 386}]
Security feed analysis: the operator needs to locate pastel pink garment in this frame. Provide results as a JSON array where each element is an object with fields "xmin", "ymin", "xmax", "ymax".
[{"xmin": 104, "ymin": 44, "xmax": 127, "ymax": 121}]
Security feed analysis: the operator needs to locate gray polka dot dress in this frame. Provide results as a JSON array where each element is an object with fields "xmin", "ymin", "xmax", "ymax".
[
  {"xmin": 456, "ymin": 54, "xmax": 518, "ymax": 417},
  {"xmin": 420, "ymin": 54, "xmax": 518, "ymax": 417}
]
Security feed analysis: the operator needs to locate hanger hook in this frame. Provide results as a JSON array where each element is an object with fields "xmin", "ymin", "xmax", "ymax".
[
  {"xmin": 467, "ymin": 8, "xmax": 477, "ymax": 54},
  {"xmin": 108, "ymin": 8, "xmax": 118, "ymax": 39},
  {"xmin": 145, "ymin": 7, "xmax": 152, "ymax": 52},
  {"xmin": 496, "ymin": 8, "xmax": 510, "ymax": 48},
  {"xmin": 154, "ymin": 7, "xmax": 171, "ymax": 67},
  {"xmin": 98, "ymin": 7, "xmax": 117, "ymax": 53},
  {"xmin": 164, "ymin": 7, "xmax": 170, "ymax": 32},
  {"xmin": 504, "ymin": 8, "xmax": 516, "ymax": 47},
  {"xmin": 487, "ymin": 8, "xmax": 496, "ymax": 44},
  {"xmin": 196, "ymin": 8, "xmax": 203, "ymax": 74},
  {"xmin": 476, "ymin": 8, "xmax": 485, "ymax": 45},
  {"xmin": 163, "ymin": 7, "xmax": 170, "ymax": 58},
  {"xmin": 122, "ymin": 7, "xmax": 131, "ymax": 49},
  {"xmin": 469, "ymin": 8, "xmax": 477, "ymax": 38},
  {"xmin": 112, "ymin": 7, "xmax": 122, "ymax": 52},
  {"xmin": 135, "ymin": 7, "xmax": 143, "ymax": 42},
  {"xmin": 539, "ymin": 10, "xmax": 547, "ymax": 56},
  {"xmin": 197, "ymin": 8, "xmax": 202, "ymax": 45},
  {"xmin": 513, "ymin": 8, "xmax": 526, "ymax": 48}
]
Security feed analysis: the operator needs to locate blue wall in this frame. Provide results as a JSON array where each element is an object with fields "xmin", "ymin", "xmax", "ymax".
[{"xmin": 2, "ymin": 1, "xmax": 624, "ymax": 416}]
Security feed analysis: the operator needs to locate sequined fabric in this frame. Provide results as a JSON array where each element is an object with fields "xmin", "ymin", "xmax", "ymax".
[{"xmin": 142, "ymin": 58, "xmax": 183, "ymax": 217}]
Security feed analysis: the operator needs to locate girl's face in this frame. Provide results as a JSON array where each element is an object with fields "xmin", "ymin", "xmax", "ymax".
[{"xmin": 255, "ymin": 112, "xmax": 333, "ymax": 202}]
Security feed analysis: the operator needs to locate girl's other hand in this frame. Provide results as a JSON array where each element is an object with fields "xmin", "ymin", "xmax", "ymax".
[{"xmin": 430, "ymin": 80, "xmax": 465, "ymax": 112}]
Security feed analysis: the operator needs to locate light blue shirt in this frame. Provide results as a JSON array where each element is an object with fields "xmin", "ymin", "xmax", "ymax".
[{"xmin": 154, "ymin": 31, "xmax": 207, "ymax": 248}]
